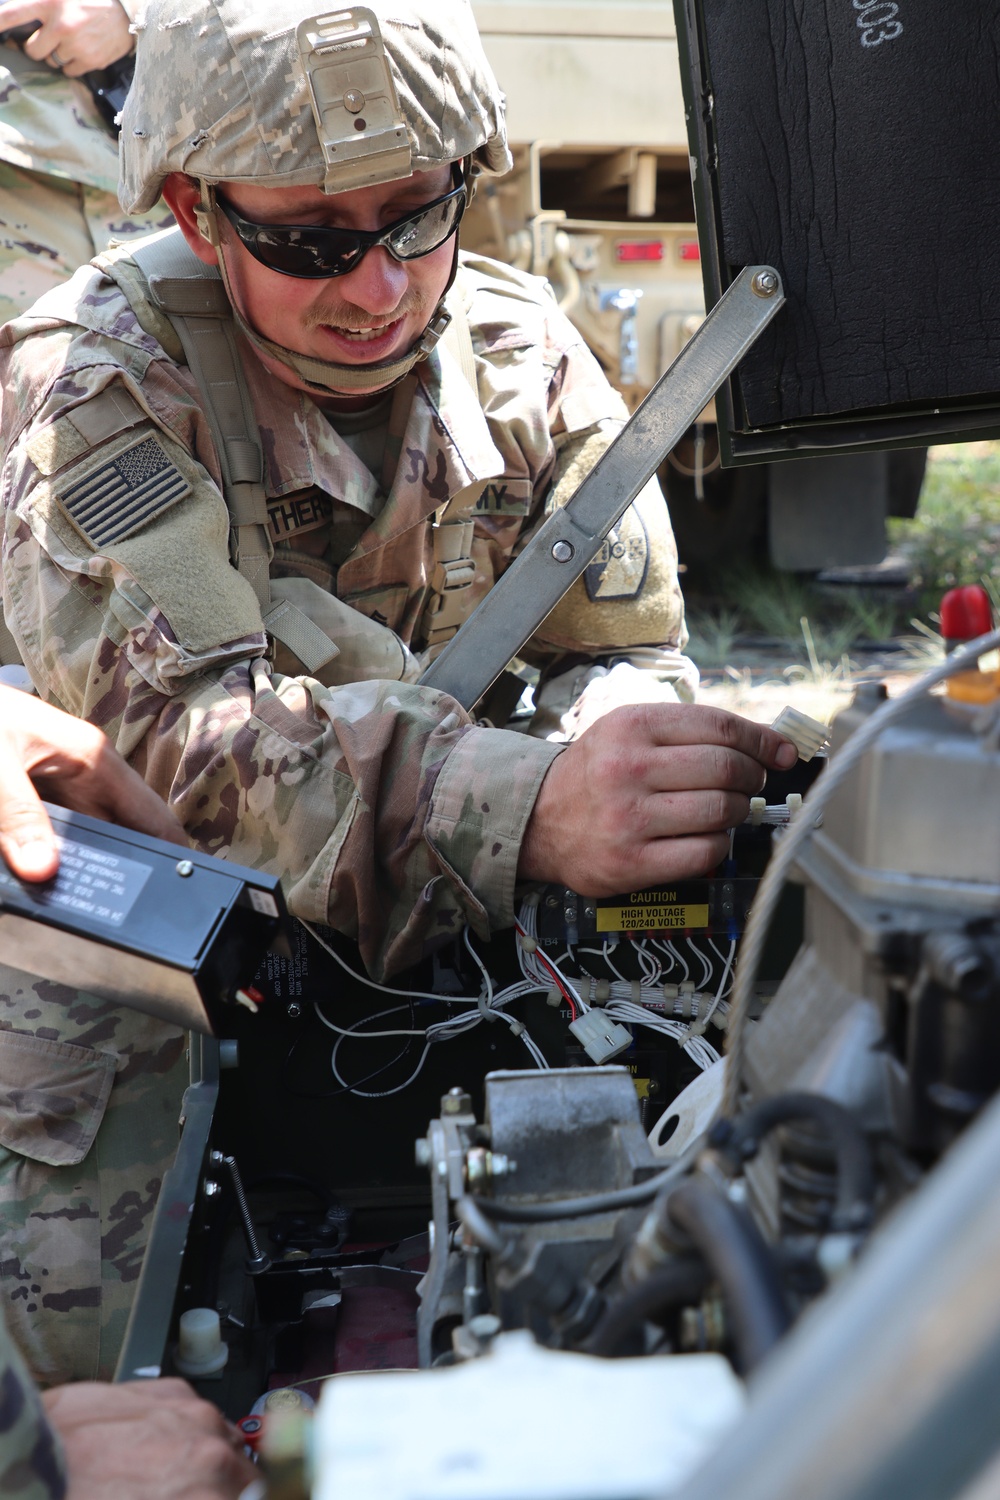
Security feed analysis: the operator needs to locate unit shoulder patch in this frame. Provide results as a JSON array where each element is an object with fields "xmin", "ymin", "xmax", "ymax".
[
  {"xmin": 54, "ymin": 431, "xmax": 192, "ymax": 550},
  {"xmin": 584, "ymin": 505, "xmax": 650, "ymax": 601}
]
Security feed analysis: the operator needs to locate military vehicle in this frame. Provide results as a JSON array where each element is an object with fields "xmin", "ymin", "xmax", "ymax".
[{"xmin": 466, "ymin": 0, "xmax": 926, "ymax": 575}]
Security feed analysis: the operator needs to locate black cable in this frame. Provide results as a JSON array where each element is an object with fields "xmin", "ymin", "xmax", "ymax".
[
  {"xmin": 589, "ymin": 1259, "xmax": 710, "ymax": 1357},
  {"xmin": 711, "ymin": 1091, "xmax": 876, "ymax": 1231},
  {"xmin": 666, "ymin": 1176, "xmax": 791, "ymax": 1373},
  {"xmin": 469, "ymin": 1156, "xmax": 691, "ymax": 1223},
  {"xmin": 281, "ymin": 999, "xmax": 417, "ymax": 1100}
]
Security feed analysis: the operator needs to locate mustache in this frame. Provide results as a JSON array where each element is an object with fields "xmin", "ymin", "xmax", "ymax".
[{"xmin": 301, "ymin": 291, "xmax": 425, "ymax": 332}]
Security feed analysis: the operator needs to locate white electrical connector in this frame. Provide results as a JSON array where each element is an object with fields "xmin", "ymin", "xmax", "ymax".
[
  {"xmin": 771, "ymin": 706, "xmax": 831, "ymax": 762},
  {"xmin": 568, "ymin": 1010, "xmax": 633, "ymax": 1064}
]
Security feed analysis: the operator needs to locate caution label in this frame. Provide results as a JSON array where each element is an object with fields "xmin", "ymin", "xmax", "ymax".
[{"xmin": 596, "ymin": 903, "xmax": 710, "ymax": 933}]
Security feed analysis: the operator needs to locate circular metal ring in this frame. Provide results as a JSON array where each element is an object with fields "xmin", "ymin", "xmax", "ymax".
[{"xmin": 49, "ymin": 48, "xmax": 66, "ymax": 67}]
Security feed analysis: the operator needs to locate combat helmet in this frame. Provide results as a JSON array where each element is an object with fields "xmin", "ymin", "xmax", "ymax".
[{"xmin": 119, "ymin": 0, "xmax": 510, "ymax": 393}]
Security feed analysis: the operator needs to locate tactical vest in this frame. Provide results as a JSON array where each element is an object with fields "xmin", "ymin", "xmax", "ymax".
[{"xmin": 0, "ymin": 227, "xmax": 484, "ymax": 676}]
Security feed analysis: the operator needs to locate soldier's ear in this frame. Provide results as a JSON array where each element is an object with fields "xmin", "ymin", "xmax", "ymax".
[{"xmin": 161, "ymin": 173, "xmax": 221, "ymax": 268}]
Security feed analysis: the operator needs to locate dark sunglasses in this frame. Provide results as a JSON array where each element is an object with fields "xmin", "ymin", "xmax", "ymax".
[{"xmin": 213, "ymin": 169, "xmax": 467, "ymax": 280}]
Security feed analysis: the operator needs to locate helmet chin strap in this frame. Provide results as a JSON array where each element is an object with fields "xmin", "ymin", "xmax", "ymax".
[{"xmin": 196, "ymin": 182, "xmax": 458, "ymax": 399}]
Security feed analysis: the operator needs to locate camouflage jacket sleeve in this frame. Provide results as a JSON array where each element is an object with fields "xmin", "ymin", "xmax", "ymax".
[
  {"xmin": 0, "ymin": 279, "xmax": 563, "ymax": 980},
  {"xmin": 0, "ymin": 1319, "xmax": 65, "ymax": 1500},
  {"xmin": 459, "ymin": 255, "xmax": 697, "ymax": 739}
]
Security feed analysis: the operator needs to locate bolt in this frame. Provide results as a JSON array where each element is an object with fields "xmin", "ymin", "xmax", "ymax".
[
  {"xmin": 490, "ymin": 1153, "xmax": 516, "ymax": 1178},
  {"xmin": 203, "ymin": 1180, "xmax": 222, "ymax": 1199},
  {"xmin": 415, "ymin": 1138, "xmax": 432, "ymax": 1168},
  {"xmin": 208, "ymin": 1150, "xmax": 225, "ymax": 1167},
  {"xmin": 286, "ymin": 1001, "xmax": 302, "ymax": 1020},
  {"xmin": 176, "ymin": 859, "xmax": 194, "ymax": 877},
  {"xmin": 551, "ymin": 540, "xmax": 575, "ymax": 563},
  {"xmin": 343, "ymin": 88, "xmax": 365, "ymax": 113},
  {"xmin": 442, "ymin": 1087, "xmax": 471, "ymax": 1116},
  {"xmin": 751, "ymin": 269, "xmax": 779, "ymax": 298}
]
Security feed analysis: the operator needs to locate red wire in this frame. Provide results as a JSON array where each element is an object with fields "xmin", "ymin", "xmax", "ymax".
[{"xmin": 516, "ymin": 919, "xmax": 578, "ymax": 1019}]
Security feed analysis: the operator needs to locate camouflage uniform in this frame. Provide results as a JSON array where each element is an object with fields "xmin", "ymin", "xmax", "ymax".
[
  {"xmin": 0, "ymin": 42, "xmax": 172, "ymax": 322},
  {"xmin": 0, "ymin": 1316, "xmax": 65, "ymax": 1498}
]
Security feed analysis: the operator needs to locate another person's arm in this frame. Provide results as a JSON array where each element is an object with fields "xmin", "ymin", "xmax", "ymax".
[{"xmin": 0, "ymin": 685, "xmax": 184, "ymax": 881}]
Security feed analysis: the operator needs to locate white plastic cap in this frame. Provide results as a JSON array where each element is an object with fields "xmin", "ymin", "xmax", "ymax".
[{"xmin": 174, "ymin": 1307, "xmax": 229, "ymax": 1378}]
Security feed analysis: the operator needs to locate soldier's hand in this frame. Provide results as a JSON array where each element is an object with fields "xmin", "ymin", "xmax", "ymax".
[
  {"xmin": 0, "ymin": 0, "xmax": 133, "ymax": 74},
  {"xmin": 42, "ymin": 1377, "xmax": 257, "ymax": 1499},
  {"xmin": 0, "ymin": 685, "xmax": 185, "ymax": 880},
  {"xmin": 517, "ymin": 702, "xmax": 798, "ymax": 893}
]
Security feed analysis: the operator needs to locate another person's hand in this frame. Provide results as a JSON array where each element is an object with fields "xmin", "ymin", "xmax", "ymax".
[
  {"xmin": 42, "ymin": 1378, "xmax": 257, "ymax": 1500},
  {"xmin": 0, "ymin": 685, "xmax": 185, "ymax": 881},
  {"xmin": 0, "ymin": 0, "xmax": 133, "ymax": 75},
  {"xmin": 518, "ymin": 702, "xmax": 798, "ymax": 893}
]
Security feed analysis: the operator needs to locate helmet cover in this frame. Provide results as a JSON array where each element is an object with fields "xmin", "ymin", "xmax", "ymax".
[{"xmin": 120, "ymin": 0, "xmax": 510, "ymax": 212}]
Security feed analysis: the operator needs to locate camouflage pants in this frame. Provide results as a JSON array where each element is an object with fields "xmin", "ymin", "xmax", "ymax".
[
  {"xmin": 0, "ymin": 160, "xmax": 173, "ymax": 323},
  {"xmin": 0, "ymin": 973, "xmax": 187, "ymax": 1388}
]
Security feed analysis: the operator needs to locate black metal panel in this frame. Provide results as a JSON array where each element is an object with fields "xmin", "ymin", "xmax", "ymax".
[{"xmin": 675, "ymin": 0, "xmax": 1000, "ymax": 460}]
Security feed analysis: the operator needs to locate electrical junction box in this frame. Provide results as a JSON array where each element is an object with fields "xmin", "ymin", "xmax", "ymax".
[
  {"xmin": 0, "ymin": 803, "xmax": 287, "ymax": 1034},
  {"xmin": 675, "ymin": 0, "xmax": 1000, "ymax": 462}
]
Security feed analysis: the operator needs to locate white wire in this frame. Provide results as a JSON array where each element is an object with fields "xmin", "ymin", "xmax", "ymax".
[
  {"xmin": 302, "ymin": 919, "xmax": 480, "ymax": 1008},
  {"xmin": 699, "ymin": 938, "xmax": 737, "ymax": 1032},
  {"xmin": 687, "ymin": 937, "xmax": 714, "ymax": 992},
  {"xmin": 708, "ymin": 937, "xmax": 738, "ymax": 993},
  {"xmin": 635, "ymin": 940, "xmax": 662, "ymax": 984},
  {"xmin": 664, "ymin": 940, "xmax": 690, "ymax": 984}
]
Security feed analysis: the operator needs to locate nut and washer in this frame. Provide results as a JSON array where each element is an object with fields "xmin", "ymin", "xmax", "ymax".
[{"xmin": 751, "ymin": 269, "xmax": 779, "ymax": 298}]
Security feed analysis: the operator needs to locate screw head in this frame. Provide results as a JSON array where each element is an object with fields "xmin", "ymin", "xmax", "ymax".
[
  {"xmin": 751, "ymin": 269, "xmax": 779, "ymax": 298},
  {"xmin": 176, "ymin": 859, "xmax": 195, "ymax": 877},
  {"xmin": 286, "ymin": 1002, "xmax": 302, "ymax": 1020},
  {"xmin": 551, "ymin": 540, "xmax": 575, "ymax": 563},
  {"xmin": 343, "ymin": 88, "xmax": 365, "ymax": 113}
]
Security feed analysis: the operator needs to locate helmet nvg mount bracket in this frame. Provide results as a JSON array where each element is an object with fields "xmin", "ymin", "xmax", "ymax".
[{"xmin": 297, "ymin": 9, "xmax": 412, "ymax": 194}]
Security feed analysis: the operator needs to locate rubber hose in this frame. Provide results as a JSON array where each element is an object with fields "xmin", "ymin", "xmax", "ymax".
[
  {"xmin": 589, "ymin": 1258, "xmax": 710, "ymax": 1358},
  {"xmin": 720, "ymin": 1091, "xmax": 876, "ymax": 1231},
  {"xmin": 667, "ymin": 1176, "xmax": 791, "ymax": 1373}
]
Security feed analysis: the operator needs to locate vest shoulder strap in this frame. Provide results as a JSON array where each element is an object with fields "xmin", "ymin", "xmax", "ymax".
[{"xmin": 102, "ymin": 230, "xmax": 336, "ymax": 674}]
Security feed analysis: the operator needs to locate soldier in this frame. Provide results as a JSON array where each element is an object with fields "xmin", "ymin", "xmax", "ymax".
[
  {"xmin": 0, "ymin": 0, "xmax": 797, "ymax": 1384},
  {"xmin": 0, "ymin": 687, "xmax": 254, "ymax": 1500},
  {"xmin": 0, "ymin": 0, "xmax": 173, "ymax": 323}
]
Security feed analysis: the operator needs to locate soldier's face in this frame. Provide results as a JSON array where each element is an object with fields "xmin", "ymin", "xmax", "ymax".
[{"xmin": 165, "ymin": 168, "xmax": 457, "ymax": 396}]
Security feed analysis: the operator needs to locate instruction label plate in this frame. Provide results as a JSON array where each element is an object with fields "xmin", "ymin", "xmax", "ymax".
[{"xmin": 0, "ymin": 836, "xmax": 152, "ymax": 929}]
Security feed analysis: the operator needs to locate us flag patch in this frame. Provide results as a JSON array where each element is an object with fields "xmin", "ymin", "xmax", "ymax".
[{"xmin": 57, "ymin": 436, "xmax": 191, "ymax": 548}]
